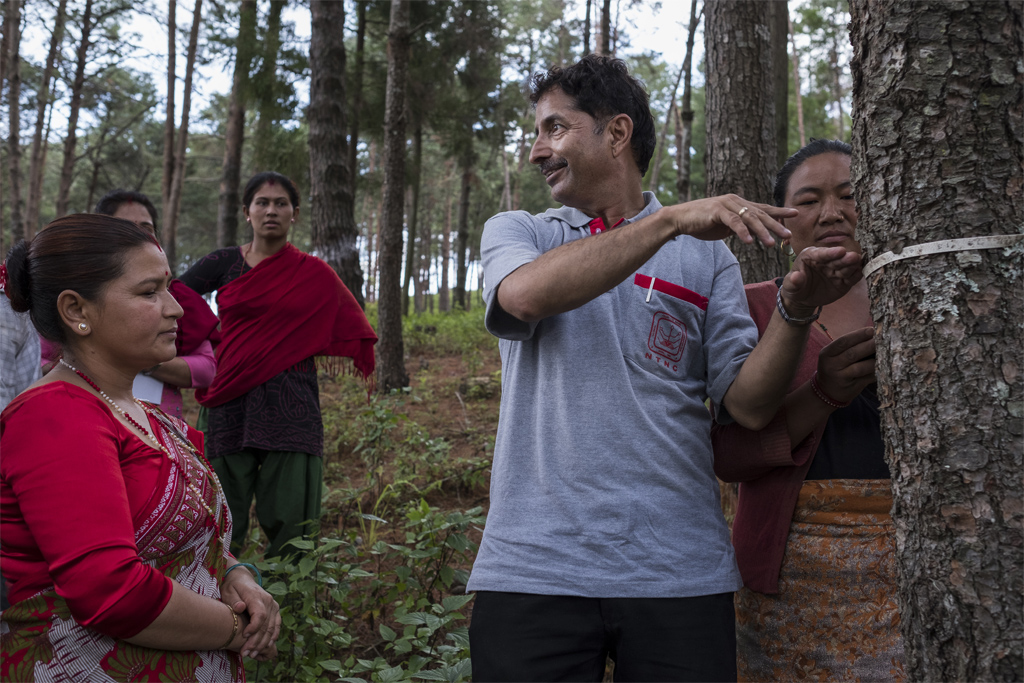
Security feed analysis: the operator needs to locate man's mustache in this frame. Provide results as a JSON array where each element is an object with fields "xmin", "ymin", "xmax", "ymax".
[{"xmin": 540, "ymin": 158, "xmax": 568, "ymax": 175}]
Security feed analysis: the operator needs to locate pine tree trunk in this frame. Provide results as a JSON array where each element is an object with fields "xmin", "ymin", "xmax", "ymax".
[
  {"xmin": 377, "ymin": 0, "xmax": 410, "ymax": 393},
  {"xmin": 649, "ymin": 63, "xmax": 685, "ymax": 192},
  {"xmin": 163, "ymin": 0, "xmax": 203, "ymax": 273},
  {"xmin": 26, "ymin": 0, "xmax": 66, "ymax": 238},
  {"xmin": 770, "ymin": 0, "xmax": 789, "ymax": 168},
  {"xmin": 598, "ymin": 0, "xmax": 611, "ymax": 56},
  {"xmin": 348, "ymin": 1, "xmax": 367, "ymax": 201},
  {"xmin": 676, "ymin": 0, "xmax": 701, "ymax": 203},
  {"xmin": 415, "ymin": 183, "xmax": 434, "ymax": 314},
  {"xmin": 161, "ymin": 0, "xmax": 176, "ymax": 221},
  {"xmin": 453, "ymin": 157, "xmax": 472, "ymax": 310},
  {"xmin": 55, "ymin": 0, "xmax": 93, "ymax": 218},
  {"xmin": 309, "ymin": 0, "xmax": 365, "ymax": 307},
  {"xmin": 5, "ymin": 0, "xmax": 23, "ymax": 241},
  {"xmin": 583, "ymin": 0, "xmax": 591, "ymax": 54},
  {"xmin": 216, "ymin": 0, "xmax": 257, "ymax": 249},
  {"xmin": 439, "ymin": 177, "xmax": 452, "ymax": 313},
  {"xmin": 251, "ymin": 0, "xmax": 285, "ymax": 173},
  {"xmin": 850, "ymin": 2, "xmax": 1023, "ymax": 679},
  {"xmin": 704, "ymin": 0, "xmax": 787, "ymax": 284},
  {"xmin": 402, "ymin": 125, "xmax": 423, "ymax": 316},
  {"xmin": 789, "ymin": 13, "xmax": 805, "ymax": 148}
]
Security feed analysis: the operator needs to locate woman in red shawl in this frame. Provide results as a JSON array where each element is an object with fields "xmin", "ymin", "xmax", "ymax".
[{"xmin": 180, "ymin": 172, "xmax": 377, "ymax": 558}]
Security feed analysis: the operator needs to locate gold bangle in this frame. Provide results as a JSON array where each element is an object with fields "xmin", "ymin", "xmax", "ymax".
[{"xmin": 220, "ymin": 605, "xmax": 240, "ymax": 650}]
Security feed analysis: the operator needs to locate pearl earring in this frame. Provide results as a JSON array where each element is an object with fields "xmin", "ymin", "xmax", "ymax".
[{"xmin": 78, "ymin": 323, "xmax": 88, "ymax": 331}]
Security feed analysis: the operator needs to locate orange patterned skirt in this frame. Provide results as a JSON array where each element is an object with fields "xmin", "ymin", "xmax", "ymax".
[{"xmin": 735, "ymin": 479, "xmax": 906, "ymax": 682}]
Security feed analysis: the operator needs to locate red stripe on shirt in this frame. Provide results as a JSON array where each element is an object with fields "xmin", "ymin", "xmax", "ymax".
[{"xmin": 634, "ymin": 274, "xmax": 709, "ymax": 311}]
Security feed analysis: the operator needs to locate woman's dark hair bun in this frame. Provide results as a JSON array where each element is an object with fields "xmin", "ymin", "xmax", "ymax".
[{"xmin": 4, "ymin": 241, "xmax": 32, "ymax": 313}]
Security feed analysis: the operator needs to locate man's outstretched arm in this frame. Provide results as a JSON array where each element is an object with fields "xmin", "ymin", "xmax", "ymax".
[{"xmin": 496, "ymin": 196, "xmax": 797, "ymax": 323}]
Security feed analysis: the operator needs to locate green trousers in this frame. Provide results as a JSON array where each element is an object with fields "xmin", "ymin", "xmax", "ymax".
[{"xmin": 212, "ymin": 448, "xmax": 323, "ymax": 559}]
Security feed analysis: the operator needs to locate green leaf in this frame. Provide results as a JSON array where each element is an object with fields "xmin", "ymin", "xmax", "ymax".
[
  {"xmin": 441, "ymin": 594, "xmax": 474, "ymax": 613},
  {"xmin": 319, "ymin": 660, "xmax": 343, "ymax": 673},
  {"xmin": 393, "ymin": 638, "xmax": 413, "ymax": 654},
  {"xmin": 397, "ymin": 612, "xmax": 430, "ymax": 626},
  {"xmin": 360, "ymin": 513, "xmax": 389, "ymax": 524},
  {"xmin": 446, "ymin": 626, "xmax": 470, "ymax": 649},
  {"xmin": 438, "ymin": 566, "xmax": 454, "ymax": 588},
  {"xmin": 376, "ymin": 666, "xmax": 408, "ymax": 683},
  {"xmin": 380, "ymin": 624, "xmax": 397, "ymax": 642},
  {"xmin": 265, "ymin": 581, "xmax": 288, "ymax": 596},
  {"xmin": 285, "ymin": 538, "xmax": 316, "ymax": 551}
]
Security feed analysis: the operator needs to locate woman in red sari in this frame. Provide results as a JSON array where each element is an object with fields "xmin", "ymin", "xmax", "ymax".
[
  {"xmin": 93, "ymin": 189, "xmax": 220, "ymax": 421},
  {"xmin": 180, "ymin": 172, "xmax": 376, "ymax": 558},
  {"xmin": 0, "ymin": 215, "xmax": 280, "ymax": 681}
]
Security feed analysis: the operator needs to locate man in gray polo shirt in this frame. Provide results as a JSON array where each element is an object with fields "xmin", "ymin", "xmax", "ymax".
[{"xmin": 467, "ymin": 55, "xmax": 863, "ymax": 681}]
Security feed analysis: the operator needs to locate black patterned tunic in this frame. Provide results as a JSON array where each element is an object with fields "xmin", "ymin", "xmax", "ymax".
[{"xmin": 179, "ymin": 248, "xmax": 323, "ymax": 458}]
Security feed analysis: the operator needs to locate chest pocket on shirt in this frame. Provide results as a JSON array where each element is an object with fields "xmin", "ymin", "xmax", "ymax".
[{"xmin": 622, "ymin": 274, "xmax": 708, "ymax": 378}]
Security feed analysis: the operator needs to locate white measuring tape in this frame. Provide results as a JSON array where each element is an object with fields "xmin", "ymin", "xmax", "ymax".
[{"xmin": 862, "ymin": 234, "xmax": 1024, "ymax": 279}]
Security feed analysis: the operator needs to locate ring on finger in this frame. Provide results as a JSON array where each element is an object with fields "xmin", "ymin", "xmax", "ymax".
[{"xmin": 737, "ymin": 206, "xmax": 749, "ymax": 217}]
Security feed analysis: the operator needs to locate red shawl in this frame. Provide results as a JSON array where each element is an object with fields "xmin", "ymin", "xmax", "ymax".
[
  {"xmin": 169, "ymin": 280, "xmax": 221, "ymax": 355},
  {"xmin": 195, "ymin": 243, "xmax": 376, "ymax": 408}
]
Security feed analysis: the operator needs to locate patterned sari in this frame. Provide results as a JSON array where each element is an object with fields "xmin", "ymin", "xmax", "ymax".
[
  {"xmin": 1, "ymin": 407, "xmax": 242, "ymax": 683},
  {"xmin": 735, "ymin": 479, "xmax": 906, "ymax": 682}
]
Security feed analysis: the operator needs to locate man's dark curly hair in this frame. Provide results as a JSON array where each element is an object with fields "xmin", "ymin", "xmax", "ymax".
[{"xmin": 529, "ymin": 55, "xmax": 656, "ymax": 176}]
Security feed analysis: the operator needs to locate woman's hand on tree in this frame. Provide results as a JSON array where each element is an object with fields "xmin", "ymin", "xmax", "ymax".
[{"xmin": 816, "ymin": 327, "xmax": 877, "ymax": 404}]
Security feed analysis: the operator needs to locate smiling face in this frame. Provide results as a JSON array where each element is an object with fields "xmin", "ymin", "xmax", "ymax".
[
  {"xmin": 529, "ymin": 88, "xmax": 614, "ymax": 210},
  {"xmin": 244, "ymin": 181, "xmax": 298, "ymax": 241},
  {"xmin": 783, "ymin": 152, "xmax": 860, "ymax": 255},
  {"xmin": 87, "ymin": 243, "xmax": 183, "ymax": 371}
]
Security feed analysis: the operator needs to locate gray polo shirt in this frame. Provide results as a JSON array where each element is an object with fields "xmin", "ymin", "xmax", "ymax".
[{"xmin": 468, "ymin": 193, "xmax": 755, "ymax": 598}]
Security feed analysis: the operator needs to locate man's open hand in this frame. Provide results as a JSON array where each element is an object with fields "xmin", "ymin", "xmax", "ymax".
[{"xmin": 661, "ymin": 194, "xmax": 798, "ymax": 246}]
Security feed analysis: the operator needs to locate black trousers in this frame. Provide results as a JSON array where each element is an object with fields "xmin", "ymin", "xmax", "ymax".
[{"xmin": 469, "ymin": 591, "xmax": 737, "ymax": 682}]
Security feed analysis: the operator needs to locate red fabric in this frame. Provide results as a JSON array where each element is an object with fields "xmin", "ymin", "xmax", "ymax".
[
  {"xmin": 587, "ymin": 216, "xmax": 625, "ymax": 234},
  {"xmin": 710, "ymin": 280, "xmax": 829, "ymax": 594},
  {"xmin": 195, "ymin": 243, "xmax": 377, "ymax": 408},
  {"xmin": 633, "ymin": 274, "xmax": 709, "ymax": 311},
  {"xmin": 0, "ymin": 383, "xmax": 175, "ymax": 638},
  {"xmin": 170, "ymin": 279, "xmax": 221, "ymax": 355}
]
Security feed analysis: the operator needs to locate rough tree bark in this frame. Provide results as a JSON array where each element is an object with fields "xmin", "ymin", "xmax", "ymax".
[
  {"xmin": 377, "ymin": 0, "xmax": 410, "ymax": 392},
  {"xmin": 309, "ymin": 0, "xmax": 365, "ymax": 308},
  {"xmin": 163, "ymin": 0, "xmax": 202, "ymax": 272},
  {"xmin": 216, "ymin": 0, "xmax": 257, "ymax": 248},
  {"xmin": 850, "ymin": 1, "xmax": 1023, "ymax": 680},
  {"xmin": 452, "ymin": 156, "xmax": 472, "ymax": 310},
  {"xmin": 704, "ymin": 0, "xmax": 787, "ymax": 283},
  {"xmin": 770, "ymin": 0, "xmax": 789, "ymax": 168},
  {"xmin": 439, "ymin": 172, "xmax": 452, "ymax": 313},
  {"xmin": 402, "ymin": 124, "xmax": 423, "ymax": 316},
  {"xmin": 26, "ymin": 0, "xmax": 67, "ymax": 238},
  {"xmin": 675, "ymin": 0, "xmax": 701, "ymax": 203},
  {"xmin": 348, "ymin": 0, "xmax": 367, "ymax": 201},
  {"xmin": 55, "ymin": 0, "xmax": 93, "ymax": 218},
  {"xmin": 5, "ymin": 0, "xmax": 23, "ymax": 242}
]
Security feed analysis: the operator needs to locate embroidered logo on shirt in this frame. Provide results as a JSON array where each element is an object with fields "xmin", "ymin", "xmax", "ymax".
[{"xmin": 647, "ymin": 311, "xmax": 686, "ymax": 370}]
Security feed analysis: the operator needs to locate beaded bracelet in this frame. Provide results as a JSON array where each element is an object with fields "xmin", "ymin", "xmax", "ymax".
[
  {"xmin": 810, "ymin": 371, "xmax": 851, "ymax": 409},
  {"xmin": 224, "ymin": 562, "xmax": 263, "ymax": 588},
  {"xmin": 776, "ymin": 287, "xmax": 822, "ymax": 325},
  {"xmin": 220, "ymin": 605, "xmax": 240, "ymax": 650}
]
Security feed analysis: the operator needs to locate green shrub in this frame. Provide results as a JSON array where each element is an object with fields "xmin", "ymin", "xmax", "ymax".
[{"xmin": 246, "ymin": 500, "xmax": 484, "ymax": 682}]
